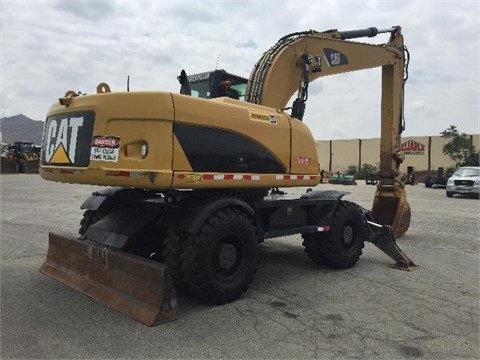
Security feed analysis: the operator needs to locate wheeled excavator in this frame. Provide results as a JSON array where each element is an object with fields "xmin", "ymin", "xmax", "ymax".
[{"xmin": 39, "ymin": 25, "xmax": 417, "ymax": 326}]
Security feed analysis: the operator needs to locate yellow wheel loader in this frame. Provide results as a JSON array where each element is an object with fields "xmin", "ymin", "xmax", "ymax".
[
  {"xmin": 39, "ymin": 25, "xmax": 417, "ymax": 326},
  {"xmin": 1, "ymin": 142, "xmax": 40, "ymax": 173}
]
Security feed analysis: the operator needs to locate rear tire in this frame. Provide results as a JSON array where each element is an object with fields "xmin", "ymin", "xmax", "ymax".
[
  {"xmin": 446, "ymin": 192, "xmax": 453, "ymax": 198},
  {"xmin": 162, "ymin": 228, "xmax": 187, "ymax": 289},
  {"xmin": 181, "ymin": 208, "xmax": 257, "ymax": 304},
  {"xmin": 302, "ymin": 201, "xmax": 365, "ymax": 269},
  {"xmin": 79, "ymin": 210, "xmax": 105, "ymax": 238}
]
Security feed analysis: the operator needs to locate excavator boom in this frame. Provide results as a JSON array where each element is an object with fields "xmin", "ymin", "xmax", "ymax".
[{"xmin": 245, "ymin": 26, "xmax": 410, "ymax": 236}]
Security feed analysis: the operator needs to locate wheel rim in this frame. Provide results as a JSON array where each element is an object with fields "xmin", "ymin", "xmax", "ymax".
[
  {"xmin": 341, "ymin": 221, "xmax": 356, "ymax": 250},
  {"xmin": 218, "ymin": 243, "xmax": 237, "ymax": 270},
  {"xmin": 212, "ymin": 234, "xmax": 246, "ymax": 282}
]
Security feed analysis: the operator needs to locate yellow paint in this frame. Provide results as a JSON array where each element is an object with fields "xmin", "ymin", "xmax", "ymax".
[{"xmin": 50, "ymin": 144, "xmax": 70, "ymax": 163}]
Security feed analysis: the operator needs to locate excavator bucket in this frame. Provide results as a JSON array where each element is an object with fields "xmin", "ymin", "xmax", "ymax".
[
  {"xmin": 39, "ymin": 232, "xmax": 177, "ymax": 326},
  {"xmin": 371, "ymin": 186, "xmax": 411, "ymax": 237}
]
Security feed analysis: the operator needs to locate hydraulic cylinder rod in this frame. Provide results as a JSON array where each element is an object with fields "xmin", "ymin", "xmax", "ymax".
[{"xmin": 339, "ymin": 26, "xmax": 396, "ymax": 39}]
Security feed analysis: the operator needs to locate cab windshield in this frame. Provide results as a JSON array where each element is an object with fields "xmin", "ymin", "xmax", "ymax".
[
  {"xmin": 185, "ymin": 70, "xmax": 248, "ymax": 100},
  {"xmin": 19, "ymin": 143, "xmax": 35, "ymax": 152}
]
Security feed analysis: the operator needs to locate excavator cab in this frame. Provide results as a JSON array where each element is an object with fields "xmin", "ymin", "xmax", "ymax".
[{"xmin": 178, "ymin": 69, "xmax": 248, "ymax": 100}]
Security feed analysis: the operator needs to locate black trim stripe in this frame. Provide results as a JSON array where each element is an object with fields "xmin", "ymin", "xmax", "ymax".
[{"xmin": 174, "ymin": 123, "xmax": 286, "ymax": 174}]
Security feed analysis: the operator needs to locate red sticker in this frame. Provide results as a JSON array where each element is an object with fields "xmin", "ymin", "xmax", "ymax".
[
  {"xmin": 92, "ymin": 136, "xmax": 120, "ymax": 148},
  {"xmin": 297, "ymin": 156, "xmax": 311, "ymax": 165}
]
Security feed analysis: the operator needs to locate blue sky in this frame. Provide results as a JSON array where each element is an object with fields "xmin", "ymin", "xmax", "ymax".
[{"xmin": 1, "ymin": 0, "xmax": 478, "ymax": 140}]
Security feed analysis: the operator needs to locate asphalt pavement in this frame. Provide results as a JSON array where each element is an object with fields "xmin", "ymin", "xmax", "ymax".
[{"xmin": 1, "ymin": 174, "xmax": 479, "ymax": 359}]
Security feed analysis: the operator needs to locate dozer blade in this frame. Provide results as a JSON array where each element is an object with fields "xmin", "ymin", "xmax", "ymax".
[
  {"xmin": 1, "ymin": 158, "xmax": 18, "ymax": 173},
  {"xmin": 39, "ymin": 232, "xmax": 177, "ymax": 326},
  {"xmin": 372, "ymin": 187, "xmax": 411, "ymax": 237},
  {"xmin": 366, "ymin": 221, "xmax": 419, "ymax": 271},
  {"xmin": 27, "ymin": 159, "xmax": 40, "ymax": 173}
]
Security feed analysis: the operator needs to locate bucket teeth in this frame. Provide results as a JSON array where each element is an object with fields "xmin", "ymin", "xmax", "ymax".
[
  {"xmin": 389, "ymin": 259, "xmax": 419, "ymax": 272},
  {"xmin": 366, "ymin": 221, "xmax": 419, "ymax": 271}
]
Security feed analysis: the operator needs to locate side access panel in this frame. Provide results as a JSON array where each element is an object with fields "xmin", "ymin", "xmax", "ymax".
[{"xmin": 39, "ymin": 232, "xmax": 177, "ymax": 326}]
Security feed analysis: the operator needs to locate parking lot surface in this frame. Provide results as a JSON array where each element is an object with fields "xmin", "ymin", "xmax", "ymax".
[{"xmin": 1, "ymin": 174, "xmax": 479, "ymax": 359}]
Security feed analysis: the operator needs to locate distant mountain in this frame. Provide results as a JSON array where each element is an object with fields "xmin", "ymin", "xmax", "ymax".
[{"xmin": 0, "ymin": 114, "xmax": 44, "ymax": 144}]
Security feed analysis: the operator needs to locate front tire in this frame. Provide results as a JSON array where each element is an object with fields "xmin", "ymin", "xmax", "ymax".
[
  {"xmin": 162, "ymin": 228, "xmax": 187, "ymax": 289},
  {"xmin": 302, "ymin": 201, "xmax": 365, "ymax": 269},
  {"xmin": 79, "ymin": 209, "xmax": 105, "ymax": 238},
  {"xmin": 181, "ymin": 208, "xmax": 257, "ymax": 304},
  {"xmin": 446, "ymin": 192, "xmax": 453, "ymax": 198}
]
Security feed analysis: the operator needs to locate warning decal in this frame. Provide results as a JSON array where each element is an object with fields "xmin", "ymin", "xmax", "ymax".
[
  {"xmin": 90, "ymin": 136, "xmax": 120, "ymax": 162},
  {"xmin": 297, "ymin": 156, "xmax": 312, "ymax": 165}
]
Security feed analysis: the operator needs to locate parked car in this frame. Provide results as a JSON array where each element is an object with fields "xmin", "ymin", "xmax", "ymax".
[
  {"xmin": 425, "ymin": 176, "xmax": 447, "ymax": 189},
  {"xmin": 446, "ymin": 166, "xmax": 480, "ymax": 199}
]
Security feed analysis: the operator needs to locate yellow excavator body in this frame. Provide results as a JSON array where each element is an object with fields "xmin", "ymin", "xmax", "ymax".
[{"xmin": 41, "ymin": 93, "xmax": 319, "ymax": 189}]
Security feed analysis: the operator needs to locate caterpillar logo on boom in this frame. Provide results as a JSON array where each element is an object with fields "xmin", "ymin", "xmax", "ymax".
[{"xmin": 324, "ymin": 48, "xmax": 348, "ymax": 67}]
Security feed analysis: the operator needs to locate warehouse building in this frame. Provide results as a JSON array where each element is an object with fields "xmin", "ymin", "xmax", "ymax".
[{"xmin": 315, "ymin": 134, "xmax": 480, "ymax": 174}]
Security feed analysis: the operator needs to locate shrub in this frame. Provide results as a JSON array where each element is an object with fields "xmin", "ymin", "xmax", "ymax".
[
  {"xmin": 360, "ymin": 163, "xmax": 379, "ymax": 180},
  {"xmin": 346, "ymin": 165, "xmax": 358, "ymax": 176}
]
